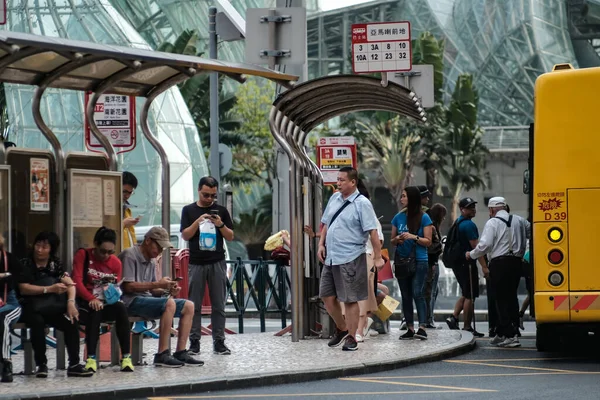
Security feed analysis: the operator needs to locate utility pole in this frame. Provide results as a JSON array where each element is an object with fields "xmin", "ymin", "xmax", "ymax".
[{"xmin": 209, "ymin": 7, "xmax": 220, "ymax": 183}]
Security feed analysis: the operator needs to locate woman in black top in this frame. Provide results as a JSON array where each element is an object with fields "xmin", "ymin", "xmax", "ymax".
[
  {"xmin": 18, "ymin": 231, "xmax": 92, "ymax": 378},
  {"xmin": 0, "ymin": 234, "xmax": 22, "ymax": 383}
]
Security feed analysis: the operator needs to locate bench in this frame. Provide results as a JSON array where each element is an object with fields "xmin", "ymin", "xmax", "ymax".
[{"xmin": 11, "ymin": 317, "xmax": 155, "ymax": 374}]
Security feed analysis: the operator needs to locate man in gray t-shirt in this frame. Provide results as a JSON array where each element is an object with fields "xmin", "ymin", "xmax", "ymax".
[{"xmin": 119, "ymin": 227, "xmax": 203, "ymax": 368}]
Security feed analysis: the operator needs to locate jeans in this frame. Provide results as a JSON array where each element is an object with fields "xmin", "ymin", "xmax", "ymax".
[
  {"xmin": 397, "ymin": 260, "xmax": 428, "ymax": 327},
  {"xmin": 425, "ymin": 259, "xmax": 440, "ymax": 325}
]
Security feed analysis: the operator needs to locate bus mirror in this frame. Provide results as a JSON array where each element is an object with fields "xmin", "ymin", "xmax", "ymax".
[{"xmin": 523, "ymin": 170, "xmax": 530, "ymax": 194}]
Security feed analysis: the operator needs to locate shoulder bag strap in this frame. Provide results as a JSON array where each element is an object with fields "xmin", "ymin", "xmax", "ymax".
[{"xmin": 329, "ymin": 193, "xmax": 362, "ymax": 228}]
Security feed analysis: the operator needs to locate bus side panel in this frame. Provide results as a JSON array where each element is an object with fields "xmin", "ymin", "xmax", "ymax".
[
  {"xmin": 567, "ymin": 188, "xmax": 600, "ymax": 292},
  {"xmin": 535, "ymin": 292, "xmax": 570, "ymax": 323}
]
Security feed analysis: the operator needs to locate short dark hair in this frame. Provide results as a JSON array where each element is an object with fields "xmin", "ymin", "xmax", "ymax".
[
  {"xmin": 339, "ymin": 167, "xmax": 358, "ymax": 184},
  {"xmin": 33, "ymin": 231, "xmax": 61, "ymax": 258},
  {"xmin": 198, "ymin": 176, "xmax": 219, "ymax": 190},
  {"xmin": 93, "ymin": 226, "xmax": 117, "ymax": 246},
  {"xmin": 123, "ymin": 171, "xmax": 138, "ymax": 188}
]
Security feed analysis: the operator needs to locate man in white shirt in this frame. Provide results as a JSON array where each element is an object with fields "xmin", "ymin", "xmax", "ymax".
[{"xmin": 466, "ymin": 197, "xmax": 526, "ymax": 348}]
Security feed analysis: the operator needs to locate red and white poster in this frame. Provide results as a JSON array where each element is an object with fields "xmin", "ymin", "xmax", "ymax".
[
  {"xmin": 85, "ymin": 93, "xmax": 136, "ymax": 154},
  {"xmin": 30, "ymin": 158, "xmax": 50, "ymax": 212},
  {"xmin": 316, "ymin": 137, "xmax": 358, "ymax": 185}
]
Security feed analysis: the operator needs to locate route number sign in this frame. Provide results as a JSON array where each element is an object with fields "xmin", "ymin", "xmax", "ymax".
[{"xmin": 351, "ymin": 21, "xmax": 411, "ymax": 74}]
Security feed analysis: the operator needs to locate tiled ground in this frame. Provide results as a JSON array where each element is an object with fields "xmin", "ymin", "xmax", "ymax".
[{"xmin": 0, "ymin": 329, "xmax": 471, "ymax": 399}]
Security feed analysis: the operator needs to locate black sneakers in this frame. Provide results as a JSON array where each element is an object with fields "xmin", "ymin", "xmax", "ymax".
[
  {"xmin": 174, "ymin": 350, "xmax": 204, "ymax": 366},
  {"xmin": 66, "ymin": 364, "xmax": 94, "ymax": 377},
  {"xmin": 0, "ymin": 360, "xmax": 13, "ymax": 383},
  {"xmin": 154, "ymin": 350, "xmax": 184, "ymax": 368},
  {"xmin": 189, "ymin": 339, "xmax": 200, "ymax": 355},
  {"xmin": 463, "ymin": 327, "xmax": 484, "ymax": 338},
  {"xmin": 327, "ymin": 329, "xmax": 349, "ymax": 347},
  {"xmin": 399, "ymin": 330, "xmax": 415, "ymax": 340},
  {"xmin": 414, "ymin": 328, "xmax": 428, "ymax": 340},
  {"xmin": 341, "ymin": 336, "xmax": 358, "ymax": 351},
  {"xmin": 36, "ymin": 364, "xmax": 48, "ymax": 378},
  {"xmin": 213, "ymin": 340, "xmax": 231, "ymax": 355},
  {"xmin": 445, "ymin": 315, "xmax": 459, "ymax": 330}
]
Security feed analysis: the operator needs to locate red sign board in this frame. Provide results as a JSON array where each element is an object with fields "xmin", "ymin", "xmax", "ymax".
[
  {"xmin": 316, "ymin": 137, "xmax": 357, "ymax": 185},
  {"xmin": 0, "ymin": 1, "xmax": 6, "ymax": 25},
  {"xmin": 84, "ymin": 93, "xmax": 136, "ymax": 154},
  {"xmin": 351, "ymin": 21, "xmax": 412, "ymax": 74}
]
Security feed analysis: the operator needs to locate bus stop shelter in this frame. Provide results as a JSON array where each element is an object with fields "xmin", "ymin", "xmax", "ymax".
[
  {"xmin": 0, "ymin": 30, "xmax": 298, "ymax": 272},
  {"xmin": 269, "ymin": 74, "xmax": 426, "ymax": 342}
]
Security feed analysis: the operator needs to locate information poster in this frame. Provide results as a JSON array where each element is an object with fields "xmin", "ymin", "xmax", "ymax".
[
  {"xmin": 30, "ymin": 158, "xmax": 50, "ymax": 211},
  {"xmin": 72, "ymin": 176, "xmax": 103, "ymax": 227},
  {"xmin": 316, "ymin": 137, "xmax": 358, "ymax": 185},
  {"xmin": 103, "ymin": 179, "xmax": 116, "ymax": 216}
]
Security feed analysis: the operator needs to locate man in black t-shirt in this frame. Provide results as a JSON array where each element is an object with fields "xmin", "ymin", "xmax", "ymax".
[{"xmin": 180, "ymin": 176, "xmax": 234, "ymax": 355}]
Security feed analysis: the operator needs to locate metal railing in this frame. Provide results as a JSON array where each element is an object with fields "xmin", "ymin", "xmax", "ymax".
[{"xmin": 226, "ymin": 258, "xmax": 292, "ymax": 333}]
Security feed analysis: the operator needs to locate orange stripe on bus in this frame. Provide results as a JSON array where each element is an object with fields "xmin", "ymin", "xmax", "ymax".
[
  {"xmin": 571, "ymin": 295, "xmax": 599, "ymax": 311},
  {"xmin": 554, "ymin": 295, "xmax": 568, "ymax": 310}
]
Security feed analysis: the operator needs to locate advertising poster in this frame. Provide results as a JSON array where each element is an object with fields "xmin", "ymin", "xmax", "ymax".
[{"xmin": 30, "ymin": 158, "xmax": 50, "ymax": 211}]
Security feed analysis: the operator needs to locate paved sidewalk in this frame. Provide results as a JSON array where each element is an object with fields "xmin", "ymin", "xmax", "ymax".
[{"xmin": 0, "ymin": 329, "xmax": 474, "ymax": 400}]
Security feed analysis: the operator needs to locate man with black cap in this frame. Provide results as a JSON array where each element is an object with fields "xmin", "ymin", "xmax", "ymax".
[
  {"xmin": 445, "ymin": 197, "xmax": 487, "ymax": 337},
  {"xmin": 417, "ymin": 185, "xmax": 430, "ymax": 211}
]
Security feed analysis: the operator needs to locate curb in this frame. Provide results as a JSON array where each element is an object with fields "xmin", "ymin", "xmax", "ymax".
[{"xmin": 10, "ymin": 333, "xmax": 476, "ymax": 400}]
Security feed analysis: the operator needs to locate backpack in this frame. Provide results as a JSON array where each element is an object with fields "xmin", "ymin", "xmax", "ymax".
[
  {"xmin": 441, "ymin": 219, "xmax": 467, "ymax": 268},
  {"xmin": 428, "ymin": 225, "xmax": 442, "ymax": 257}
]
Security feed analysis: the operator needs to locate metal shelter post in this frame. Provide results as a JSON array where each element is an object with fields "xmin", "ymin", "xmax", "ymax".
[{"xmin": 209, "ymin": 6, "xmax": 221, "ymax": 183}]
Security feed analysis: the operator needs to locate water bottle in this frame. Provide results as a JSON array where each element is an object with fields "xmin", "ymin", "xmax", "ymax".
[{"xmin": 199, "ymin": 220, "xmax": 217, "ymax": 251}]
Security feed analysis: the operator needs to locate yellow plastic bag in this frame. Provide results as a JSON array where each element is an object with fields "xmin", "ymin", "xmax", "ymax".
[
  {"xmin": 372, "ymin": 295, "xmax": 400, "ymax": 322},
  {"xmin": 264, "ymin": 230, "xmax": 289, "ymax": 251}
]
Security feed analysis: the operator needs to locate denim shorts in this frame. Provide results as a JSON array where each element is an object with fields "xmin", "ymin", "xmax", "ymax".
[{"xmin": 127, "ymin": 296, "xmax": 187, "ymax": 319}]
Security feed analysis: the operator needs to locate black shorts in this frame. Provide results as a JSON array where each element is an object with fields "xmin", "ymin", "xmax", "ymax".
[{"xmin": 452, "ymin": 262, "xmax": 479, "ymax": 299}]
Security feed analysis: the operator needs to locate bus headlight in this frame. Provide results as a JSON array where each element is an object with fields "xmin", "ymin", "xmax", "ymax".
[
  {"xmin": 548, "ymin": 228, "xmax": 564, "ymax": 243},
  {"xmin": 549, "ymin": 271, "xmax": 564, "ymax": 286}
]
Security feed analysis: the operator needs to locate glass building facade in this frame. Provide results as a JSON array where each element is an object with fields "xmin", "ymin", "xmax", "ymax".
[
  {"xmin": 307, "ymin": 0, "xmax": 600, "ymax": 128},
  {"xmin": 1, "ymin": 0, "xmax": 209, "ymax": 225}
]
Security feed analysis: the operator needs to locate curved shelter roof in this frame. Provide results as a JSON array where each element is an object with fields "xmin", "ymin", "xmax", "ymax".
[{"xmin": 0, "ymin": 30, "xmax": 298, "ymax": 95}]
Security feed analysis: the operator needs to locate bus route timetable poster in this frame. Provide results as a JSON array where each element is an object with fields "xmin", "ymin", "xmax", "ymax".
[{"xmin": 316, "ymin": 137, "xmax": 357, "ymax": 185}]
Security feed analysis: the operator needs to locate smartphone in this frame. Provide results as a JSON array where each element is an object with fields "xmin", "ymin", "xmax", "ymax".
[
  {"xmin": 209, "ymin": 210, "xmax": 219, "ymax": 218},
  {"xmin": 174, "ymin": 277, "xmax": 183, "ymax": 281}
]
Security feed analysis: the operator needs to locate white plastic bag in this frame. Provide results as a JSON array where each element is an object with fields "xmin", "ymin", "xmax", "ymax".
[{"xmin": 199, "ymin": 220, "xmax": 217, "ymax": 251}]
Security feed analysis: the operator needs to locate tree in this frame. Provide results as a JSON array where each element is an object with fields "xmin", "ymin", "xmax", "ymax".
[
  {"xmin": 440, "ymin": 74, "xmax": 489, "ymax": 220},
  {"xmin": 411, "ymin": 32, "xmax": 449, "ymax": 198},
  {"xmin": 158, "ymin": 30, "xmax": 241, "ymax": 150},
  {"xmin": 226, "ymin": 78, "xmax": 277, "ymax": 189},
  {"xmin": 361, "ymin": 117, "xmax": 420, "ymax": 209}
]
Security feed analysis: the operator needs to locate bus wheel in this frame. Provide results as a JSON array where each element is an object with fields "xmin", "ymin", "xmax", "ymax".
[{"xmin": 536, "ymin": 324, "xmax": 555, "ymax": 352}]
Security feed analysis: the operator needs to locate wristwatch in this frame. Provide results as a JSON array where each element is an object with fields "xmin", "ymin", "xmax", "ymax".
[
  {"xmin": 216, "ymin": 223, "xmax": 225, "ymax": 229},
  {"xmin": 43, "ymin": 287, "xmax": 48, "ymax": 294},
  {"xmin": 415, "ymin": 235, "xmax": 420, "ymax": 241}
]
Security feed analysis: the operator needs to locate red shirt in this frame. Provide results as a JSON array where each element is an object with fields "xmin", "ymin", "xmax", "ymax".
[{"xmin": 72, "ymin": 248, "xmax": 122, "ymax": 302}]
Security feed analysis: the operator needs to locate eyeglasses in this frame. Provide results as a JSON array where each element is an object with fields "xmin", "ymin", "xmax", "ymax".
[
  {"xmin": 97, "ymin": 248, "xmax": 115, "ymax": 255},
  {"xmin": 201, "ymin": 192, "xmax": 218, "ymax": 199},
  {"xmin": 123, "ymin": 189, "xmax": 134, "ymax": 195}
]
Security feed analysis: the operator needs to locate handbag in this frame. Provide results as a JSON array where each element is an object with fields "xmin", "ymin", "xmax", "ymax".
[
  {"xmin": 394, "ymin": 244, "xmax": 417, "ymax": 279},
  {"xmin": 103, "ymin": 283, "xmax": 122, "ymax": 305},
  {"xmin": 26, "ymin": 275, "xmax": 67, "ymax": 315}
]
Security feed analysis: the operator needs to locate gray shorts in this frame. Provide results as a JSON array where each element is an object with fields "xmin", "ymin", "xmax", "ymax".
[{"xmin": 319, "ymin": 253, "xmax": 368, "ymax": 303}]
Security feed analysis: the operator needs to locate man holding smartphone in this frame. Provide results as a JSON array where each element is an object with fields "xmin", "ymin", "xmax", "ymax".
[{"xmin": 180, "ymin": 176, "xmax": 234, "ymax": 355}]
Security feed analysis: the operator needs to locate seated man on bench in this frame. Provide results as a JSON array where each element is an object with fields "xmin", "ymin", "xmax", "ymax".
[{"xmin": 119, "ymin": 227, "xmax": 203, "ymax": 368}]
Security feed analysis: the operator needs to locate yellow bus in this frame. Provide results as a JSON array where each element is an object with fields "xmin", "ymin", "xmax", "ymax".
[{"xmin": 529, "ymin": 63, "xmax": 600, "ymax": 351}]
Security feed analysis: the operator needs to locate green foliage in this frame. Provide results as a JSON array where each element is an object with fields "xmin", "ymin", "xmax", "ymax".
[
  {"xmin": 233, "ymin": 207, "xmax": 272, "ymax": 246},
  {"xmin": 440, "ymin": 74, "xmax": 489, "ymax": 219},
  {"xmin": 226, "ymin": 78, "xmax": 277, "ymax": 188},
  {"xmin": 412, "ymin": 32, "xmax": 445, "ymax": 102}
]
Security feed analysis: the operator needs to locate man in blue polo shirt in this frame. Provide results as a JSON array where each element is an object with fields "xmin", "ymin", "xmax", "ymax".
[{"xmin": 318, "ymin": 167, "xmax": 385, "ymax": 351}]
